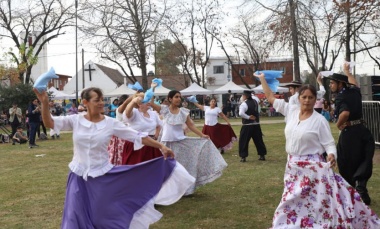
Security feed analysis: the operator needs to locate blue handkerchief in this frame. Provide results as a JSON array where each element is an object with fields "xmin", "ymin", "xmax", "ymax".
[
  {"xmin": 128, "ymin": 82, "xmax": 143, "ymax": 91},
  {"xmin": 152, "ymin": 78, "xmax": 163, "ymax": 87},
  {"xmin": 254, "ymin": 70, "xmax": 283, "ymax": 92},
  {"xmin": 187, "ymin": 95, "xmax": 198, "ymax": 103},
  {"xmin": 33, "ymin": 67, "xmax": 59, "ymax": 93}
]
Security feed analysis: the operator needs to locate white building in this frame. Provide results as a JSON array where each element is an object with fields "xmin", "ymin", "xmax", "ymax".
[
  {"xmin": 206, "ymin": 56, "xmax": 231, "ymax": 106},
  {"xmin": 64, "ymin": 60, "xmax": 125, "ymax": 94}
]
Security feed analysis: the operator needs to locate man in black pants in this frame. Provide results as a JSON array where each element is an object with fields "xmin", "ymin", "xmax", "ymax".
[
  {"xmin": 238, "ymin": 90, "xmax": 267, "ymax": 162},
  {"xmin": 327, "ymin": 63, "xmax": 375, "ymax": 205}
]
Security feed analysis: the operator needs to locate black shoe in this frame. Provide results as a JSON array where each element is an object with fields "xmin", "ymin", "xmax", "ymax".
[
  {"xmin": 12, "ymin": 142, "xmax": 15, "ymax": 145},
  {"xmin": 259, "ymin": 155, "xmax": 266, "ymax": 161},
  {"xmin": 360, "ymin": 192, "xmax": 371, "ymax": 205},
  {"xmin": 240, "ymin": 157, "xmax": 246, "ymax": 162},
  {"xmin": 31, "ymin": 144, "xmax": 39, "ymax": 147},
  {"xmin": 221, "ymin": 149, "xmax": 224, "ymax": 154},
  {"xmin": 51, "ymin": 135, "xmax": 55, "ymax": 139},
  {"xmin": 56, "ymin": 135, "xmax": 60, "ymax": 139}
]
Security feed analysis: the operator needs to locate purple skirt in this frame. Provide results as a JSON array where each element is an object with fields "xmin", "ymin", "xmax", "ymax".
[{"xmin": 61, "ymin": 157, "xmax": 195, "ymax": 228}]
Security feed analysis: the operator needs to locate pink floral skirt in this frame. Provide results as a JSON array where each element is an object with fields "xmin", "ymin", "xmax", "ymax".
[{"xmin": 271, "ymin": 154, "xmax": 380, "ymax": 228}]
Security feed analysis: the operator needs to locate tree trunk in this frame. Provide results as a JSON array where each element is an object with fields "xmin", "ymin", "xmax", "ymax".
[
  {"xmin": 289, "ymin": 0, "xmax": 300, "ymax": 81},
  {"xmin": 345, "ymin": 1, "xmax": 351, "ymax": 62}
]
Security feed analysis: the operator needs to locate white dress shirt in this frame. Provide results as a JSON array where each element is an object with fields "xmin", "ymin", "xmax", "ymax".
[
  {"xmin": 124, "ymin": 108, "xmax": 162, "ymax": 135},
  {"xmin": 204, "ymin": 106, "xmax": 222, "ymax": 126},
  {"xmin": 53, "ymin": 114, "xmax": 146, "ymax": 180},
  {"xmin": 160, "ymin": 105, "xmax": 188, "ymax": 142},
  {"xmin": 273, "ymin": 99, "xmax": 337, "ymax": 158}
]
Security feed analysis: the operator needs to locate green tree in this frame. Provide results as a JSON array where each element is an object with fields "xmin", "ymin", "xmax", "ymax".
[
  {"xmin": 0, "ymin": 83, "xmax": 35, "ymax": 113},
  {"xmin": 154, "ymin": 39, "xmax": 183, "ymax": 75}
]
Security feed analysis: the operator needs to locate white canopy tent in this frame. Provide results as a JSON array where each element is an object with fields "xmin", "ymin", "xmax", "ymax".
[
  {"xmin": 104, "ymin": 84, "xmax": 136, "ymax": 97},
  {"xmin": 48, "ymin": 87, "xmax": 71, "ymax": 100},
  {"xmin": 180, "ymin": 82, "xmax": 212, "ymax": 96},
  {"xmin": 154, "ymin": 85, "xmax": 172, "ymax": 96},
  {"xmin": 252, "ymin": 85, "xmax": 289, "ymax": 93},
  {"xmin": 212, "ymin": 81, "xmax": 247, "ymax": 94}
]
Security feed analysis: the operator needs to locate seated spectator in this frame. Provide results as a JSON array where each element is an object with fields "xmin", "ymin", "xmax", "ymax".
[
  {"xmin": 12, "ymin": 126, "xmax": 28, "ymax": 145},
  {"xmin": 67, "ymin": 103, "xmax": 78, "ymax": 115}
]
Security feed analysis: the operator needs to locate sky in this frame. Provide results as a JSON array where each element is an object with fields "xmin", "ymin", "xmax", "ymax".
[{"xmin": 1, "ymin": 0, "xmax": 379, "ymax": 80}]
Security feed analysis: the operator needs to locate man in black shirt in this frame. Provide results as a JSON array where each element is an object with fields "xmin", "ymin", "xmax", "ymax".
[
  {"xmin": 327, "ymin": 64, "xmax": 375, "ymax": 205},
  {"xmin": 27, "ymin": 98, "xmax": 41, "ymax": 148}
]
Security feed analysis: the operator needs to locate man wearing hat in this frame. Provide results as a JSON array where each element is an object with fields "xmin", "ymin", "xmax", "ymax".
[
  {"xmin": 327, "ymin": 63, "xmax": 375, "ymax": 205},
  {"xmin": 238, "ymin": 90, "xmax": 267, "ymax": 162},
  {"xmin": 283, "ymin": 80, "xmax": 302, "ymax": 107}
]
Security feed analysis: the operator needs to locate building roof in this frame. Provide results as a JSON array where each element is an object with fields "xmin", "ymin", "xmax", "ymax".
[
  {"xmin": 133, "ymin": 74, "xmax": 189, "ymax": 91},
  {"xmin": 95, "ymin": 63, "xmax": 125, "ymax": 86}
]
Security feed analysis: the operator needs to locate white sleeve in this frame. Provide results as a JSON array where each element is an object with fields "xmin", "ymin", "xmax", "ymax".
[
  {"xmin": 239, "ymin": 102, "xmax": 250, "ymax": 119},
  {"xmin": 273, "ymin": 99, "xmax": 289, "ymax": 117},
  {"xmin": 318, "ymin": 118, "xmax": 337, "ymax": 159},
  {"xmin": 112, "ymin": 119, "xmax": 148, "ymax": 150},
  {"xmin": 52, "ymin": 115, "xmax": 75, "ymax": 132}
]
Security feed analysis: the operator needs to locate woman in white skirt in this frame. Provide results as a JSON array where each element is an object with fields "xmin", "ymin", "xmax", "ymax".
[
  {"xmin": 150, "ymin": 90, "xmax": 228, "ymax": 195},
  {"xmin": 255, "ymin": 72, "xmax": 380, "ymax": 228}
]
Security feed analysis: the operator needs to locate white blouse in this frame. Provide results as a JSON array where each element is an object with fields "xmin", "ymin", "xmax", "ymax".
[
  {"xmin": 273, "ymin": 99, "xmax": 337, "ymax": 158},
  {"xmin": 160, "ymin": 105, "xmax": 189, "ymax": 142},
  {"xmin": 124, "ymin": 108, "xmax": 162, "ymax": 135},
  {"xmin": 204, "ymin": 106, "xmax": 222, "ymax": 126},
  {"xmin": 53, "ymin": 114, "xmax": 147, "ymax": 180}
]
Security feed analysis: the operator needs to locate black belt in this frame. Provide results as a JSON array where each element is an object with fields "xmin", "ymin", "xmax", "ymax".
[{"xmin": 345, "ymin": 119, "xmax": 364, "ymax": 127}]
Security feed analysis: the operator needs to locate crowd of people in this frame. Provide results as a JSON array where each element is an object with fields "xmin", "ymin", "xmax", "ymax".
[{"xmin": 2, "ymin": 63, "xmax": 379, "ymax": 228}]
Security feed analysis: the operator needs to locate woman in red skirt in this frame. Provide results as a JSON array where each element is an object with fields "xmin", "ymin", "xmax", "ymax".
[
  {"xmin": 121, "ymin": 95, "xmax": 163, "ymax": 164},
  {"xmin": 188, "ymin": 97, "xmax": 236, "ymax": 153}
]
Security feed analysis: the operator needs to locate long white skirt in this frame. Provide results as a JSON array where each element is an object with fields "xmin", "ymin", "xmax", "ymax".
[{"xmin": 163, "ymin": 137, "xmax": 228, "ymax": 195}]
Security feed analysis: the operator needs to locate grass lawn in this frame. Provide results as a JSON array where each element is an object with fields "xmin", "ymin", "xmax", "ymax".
[{"xmin": 0, "ymin": 117, "xmax": 379, "ymax": 228}]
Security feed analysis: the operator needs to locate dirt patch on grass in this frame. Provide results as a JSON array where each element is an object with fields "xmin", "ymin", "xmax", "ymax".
[{"xmin": 373, "ymin": 148, "xmax": 380, "ymax": 164}]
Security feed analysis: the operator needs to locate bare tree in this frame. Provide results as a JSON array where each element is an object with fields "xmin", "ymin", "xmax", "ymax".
[
  {"xmin": 333, "ymin": 0, "xmax": 379, "ymax": 64},
  {"xmin": 296, "ymin": 0, "xmax": 345, "ymax": 76},
  {"xmin": 81, "ymin": 0, "xmax": 167, "ymax": 89},
  {"xmin": 0, "ymin": 0, "xmax": 75, "ymax": 84},
  {"xmin": 163, "ymin": 0, "xmax": 224, "ymax": 88}
]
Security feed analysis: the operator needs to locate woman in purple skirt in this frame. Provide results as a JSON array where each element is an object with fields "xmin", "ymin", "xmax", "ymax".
[{"xmin": 33, "ymin": 87, "xmax": 195, "ymax": 228}]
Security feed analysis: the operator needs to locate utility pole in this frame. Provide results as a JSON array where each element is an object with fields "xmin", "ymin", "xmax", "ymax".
[
  {"xmin": 82, "ymin": 49, "xmax": 85, "ymax": 88},
  {"xmin": 75, "ymin": 0, "xmax": 78, "ymax": 103}
]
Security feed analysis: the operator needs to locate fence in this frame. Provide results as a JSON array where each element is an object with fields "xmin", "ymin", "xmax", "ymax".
[{"xmin": 362, "ymin": 101, "xmax": 380, "ymax": 146}]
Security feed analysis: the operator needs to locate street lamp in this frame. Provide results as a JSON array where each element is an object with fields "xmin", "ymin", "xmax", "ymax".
[{"xmin": 75, "ymin": 0, "xmax": 78, "ymax": 103}]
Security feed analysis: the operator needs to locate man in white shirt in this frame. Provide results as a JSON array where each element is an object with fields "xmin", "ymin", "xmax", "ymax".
[{"xmin": 238, "ymin": 90, "xmax": 267, "ymax": 162}]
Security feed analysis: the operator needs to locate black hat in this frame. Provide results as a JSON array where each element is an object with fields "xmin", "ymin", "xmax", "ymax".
[
  {"xmin": 283, "ymin": 80, "xmax": 302, "ymax": 88},
  {"xmin": 325, "ymin": 73, "xmax": 350, "ymax": 84},
  {"xmin": 243, "ymin": 90, "xmax": 252, "ymax": 96}
]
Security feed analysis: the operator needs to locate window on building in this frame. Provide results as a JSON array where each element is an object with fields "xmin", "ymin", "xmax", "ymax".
[
  {"xmin": 239, "ymin": 69, "xmax": 245, "ymax": 77},
  {"xmin": 271, "ymin": 66, "xmax": 286, "ymax": 74},
  {"xmin": 213, "ymin": 65, "xmax": 224, "ymax": 74}
]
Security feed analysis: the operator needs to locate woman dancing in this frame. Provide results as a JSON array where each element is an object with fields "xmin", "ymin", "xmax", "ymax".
[
  {"xmin": 188, "ymin": 96, "xmax": 236, "ymax": 153},
  {"xmin": 254, "ymin": 72, "xmax": 380, "ymax": 228},
  {"xmin": 33, "ymin": 87, "xmax": 194, "ymax": 228},
  {"xmin": 150, "ymin": 90, "xmax": 227, "ymax": 195}
]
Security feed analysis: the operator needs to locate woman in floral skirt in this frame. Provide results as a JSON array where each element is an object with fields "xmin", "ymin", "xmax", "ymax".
[{"xmin": 255, "ymin": 72, "xmax": 380, "ymax": 228}]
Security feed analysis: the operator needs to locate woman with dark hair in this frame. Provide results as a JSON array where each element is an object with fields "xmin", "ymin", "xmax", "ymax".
[
  {"xmin": 33, "ymin": 87, "xmax": 194, "ymax": 228},
  {"xmin": 150, "ymin": 90, "xmax": 227, "ymax": 195},
  {"xmin": 108, "ymin": 98, "xmax": 119, "ymax": 118},
  {"xmin": 321, "ymin": 100, "xmax": 331, "ymax": 121},
  {"xmin": 255, "ymin": 72, "xmax": 380, "ymax": 228},
  {"xmin": 188, "ymin": 97, "xmax": 236, "ymax": 154}
]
